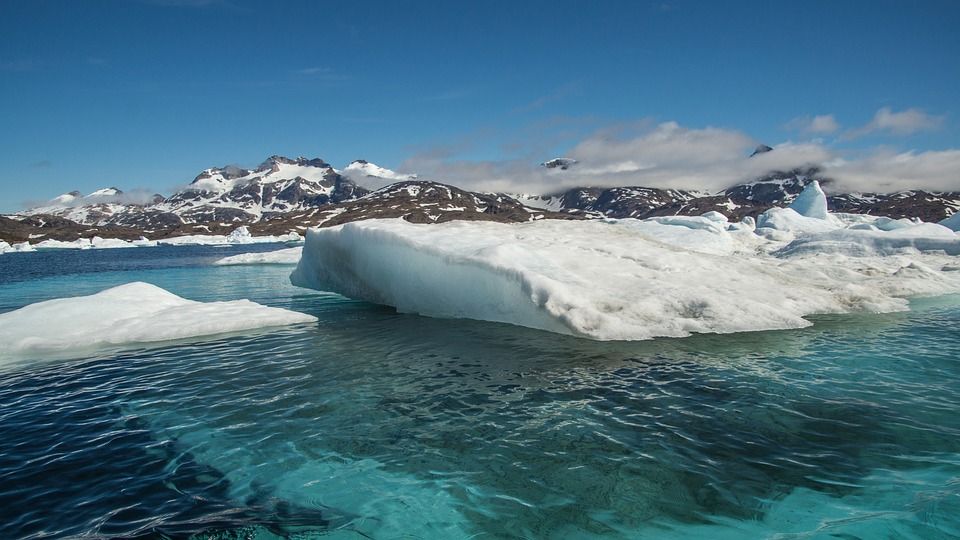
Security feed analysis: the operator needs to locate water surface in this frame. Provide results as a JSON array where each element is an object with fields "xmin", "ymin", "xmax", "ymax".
[{"xmin": 1, "ymin": 246, "xmax": 958, "ymax": 539}]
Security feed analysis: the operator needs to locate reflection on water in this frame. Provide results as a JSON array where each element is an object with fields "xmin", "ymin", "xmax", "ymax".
[{"xmin": 0, "ymin": 249, "xmax": 958, "ymax": 538}]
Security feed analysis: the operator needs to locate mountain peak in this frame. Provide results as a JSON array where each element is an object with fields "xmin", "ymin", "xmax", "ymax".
[
  {"xmin": 750, "ymin": 144, "xmax": 774, "ymax": 157},
  {"xmin": 88, "ymin": 187, "xmax": 123, "ymax": 198},
  {"xmin": 541, "ymin": 157, "xmax": 578, "ymax": 170},
  {"xmin": 259, "ymin": 155, "xmax": 331, "ymax": 170}
]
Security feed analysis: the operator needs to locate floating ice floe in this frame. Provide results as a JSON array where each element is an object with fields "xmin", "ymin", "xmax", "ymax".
[
  {"xmin": 0, "ymin": 227, "xmax": 300, "ymax": 253},
  {"xmin": 0, "ymin": 240, "xmax": 36, "ymax": 253},
  {"xmin": 214, "ymin": 246, "xmax": 303, "ymax": 266},
  {"xmin": 291, "ymin": 182, "xmax": 960, "ymax": 341},
  {"xmin": 157, "ymin": 226, "xmax": 301, "ymax": 246},
  {"xmin": 0, "ymin": 282, "xmax": 317, "ymax": 360},
  {"xmin": 30, "ymin": 236, "xmax": 158, "ymax": 250}
]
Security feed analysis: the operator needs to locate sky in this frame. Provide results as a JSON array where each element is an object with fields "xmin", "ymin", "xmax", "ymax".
[{"xmin": 1, "ymin": 0, "xmax": 958, "ymax": 211}]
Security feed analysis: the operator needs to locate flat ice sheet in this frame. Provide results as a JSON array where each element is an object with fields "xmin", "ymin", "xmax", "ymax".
[
  {"xmin": 214, "ymin": 247, "xmax": 303, "ymax": 266},
  {"xmin": 0, "ymin": 282, "xmax": 317, "ymax": 360},
  {"xmin": 291, "ymin": 218, "xmax": 960, "ymax": 341}
]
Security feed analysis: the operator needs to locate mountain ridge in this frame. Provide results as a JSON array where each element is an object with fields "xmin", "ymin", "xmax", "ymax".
[{"xmin": 7, "ymin": 154, "xmax": 958, "ymax": 244}]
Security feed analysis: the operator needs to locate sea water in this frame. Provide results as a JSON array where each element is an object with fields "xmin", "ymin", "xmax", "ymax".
[{"xmin": 0, "ymin": 246, "xmax": 958, "ymax": 539}]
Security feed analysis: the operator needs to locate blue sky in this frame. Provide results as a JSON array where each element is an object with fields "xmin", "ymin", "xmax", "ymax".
[{"xmin": 1, "ymin": 0, "xmax": 958, "ymax": 210}]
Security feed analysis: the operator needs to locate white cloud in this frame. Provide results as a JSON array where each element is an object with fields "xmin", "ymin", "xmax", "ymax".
[
  {"xmin": 403, "ymin": 122, "xmax": 831, "ymax": 195},
  {"xmin": 787, "ymin": 114, "xmax": 839, "ymax": 134},
  {"xmin": 847, "ymin": 107, "xmax": 944, "ymax": 138},
  {"xmin": 400, "ymin": 119, "xmax": 959, "ymax": 195},
  {"xmin": 825, "ymin": 149, "xmax": 960, "ymax": 193}
]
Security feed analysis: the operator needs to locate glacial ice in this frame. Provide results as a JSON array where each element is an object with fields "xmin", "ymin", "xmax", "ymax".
[
  {"xmin": 0, "ymin": 227, "xmax": 300, "ymax": 253},
  {"xmin": 787, "ymin": 179, "xmax": 829, "ymax": 219},
  {"xmin": 156, "ymin": 227, "xmax": 301, "ymax": 246},
  {"xmin": 941, "ymin": 212, "xmax": 960, "ymax": 231},
  {"xmin": 290, "ymin": 216, "xmax": 960, "ymax": 341},
  {"xmin": 0, "ymin": 282, "xmax": 317, "ymax": 359},
  {"xmin": 214, "ymin": 246, "xmax": 303, "ymax": 265}
]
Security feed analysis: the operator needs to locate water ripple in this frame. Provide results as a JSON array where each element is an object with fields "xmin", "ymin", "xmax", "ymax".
[{"xmin": 0, "ymin": 259, "xmax": 959, "ymax": 538}]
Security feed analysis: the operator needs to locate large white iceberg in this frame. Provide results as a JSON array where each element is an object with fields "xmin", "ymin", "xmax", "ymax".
[
  {"xmin": 290, "ymin": 218, "xmax": 960, "ymax": 341},
  {"xmin": 0, "ymin": 282, "xmax": 317, "ymax": 359}
]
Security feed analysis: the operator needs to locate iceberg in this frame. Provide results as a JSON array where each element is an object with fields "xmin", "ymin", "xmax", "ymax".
[
  {"xmin": 941, "ymin": 212, "xmax": 960, "ymax": 232},
  {"xmin": 787, "ymin": 180, "xmax": 830, "ymax": 219},
  {"xmin": 0, "ymin": 282, "xmax": 317, "ymax": 359},
  {"xmin": 291, "ymin": 218, "xmax": 960, "ymax": 341},
  {"xmin": 0, "ymin": 241, "xmax": 37, "ymax": 253},
  {"xmin": 157, "ymin": 227, "xmax": 301, "ymax": 246},
  {"xmin": 214, "ymin": 246, "xmax": 303, "ymax": 266},
  {"xmin": 3, "ymin": 236, "xmax": 157, "ymax": 252}
]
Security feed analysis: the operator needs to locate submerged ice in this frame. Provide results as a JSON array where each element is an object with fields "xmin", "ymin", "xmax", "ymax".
[
  {"xmin": 0, "ymin": 282, "xmax": 317, "ymax": 359},
  {"xmin": 291, "ymin": 183, "xmax": 960, "ymax": 341}
]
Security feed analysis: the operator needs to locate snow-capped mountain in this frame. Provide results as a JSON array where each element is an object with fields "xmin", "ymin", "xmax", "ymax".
[
  {"xmin": 21, "ymin": 187, "xmax": 165, "ymax": 226},
  {"xmin": 20, "ymin": 156, "xmax": 372, "ymax": 230},
  {"xmin": 153, "ymin": 155, "xmax": 364, "ymax": 224},
  {"xmin": 533, "ymin": 164, "xmax": 960, "ymax": 222},
  {"xmin": 829, "ymin": 190, "xmax": 960, "ymax": 223},
  {"xmin": 9, "ymin": 152, "xmax": 959, "ymax": 243}
]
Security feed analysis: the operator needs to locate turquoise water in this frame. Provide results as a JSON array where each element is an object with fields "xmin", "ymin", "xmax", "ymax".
[{"xmin": 1, "ymin": 246, "xmax": 959, "ymax": 539}]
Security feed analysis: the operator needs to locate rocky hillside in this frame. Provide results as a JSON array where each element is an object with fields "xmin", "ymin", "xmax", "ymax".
[{"xmin": 528, "ymin": 165, "xmax": 960, "ymax": 222}]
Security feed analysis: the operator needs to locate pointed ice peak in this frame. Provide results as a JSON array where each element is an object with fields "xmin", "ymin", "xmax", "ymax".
[
  {"xmin": 788, "ymin": 180, "xmax": 829, "ymax": 220},
  {"xmin": 750, "ymin": 144, "xmax": 773, "ymax": 157}
]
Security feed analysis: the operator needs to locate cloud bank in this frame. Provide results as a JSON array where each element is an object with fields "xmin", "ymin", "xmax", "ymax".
[{"xmin": 402, "ymin": 119, "xmax": 959, "ymax": 195}]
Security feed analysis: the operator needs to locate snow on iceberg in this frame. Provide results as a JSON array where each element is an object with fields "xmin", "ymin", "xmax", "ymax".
[
  {"xmin": 214, "ymin": 246, "xmax": 303, "ymax": 265},
  {"xmin": 0, "ymin": 282, "xmax": 317, "ymax": 359},
  {"xmin": 290, "ymin": 218, "xmax": 960, "ymax": 341},
  {"xmin": 778, "ymin": 223, "xmax": 960, "ymax": 257}
]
